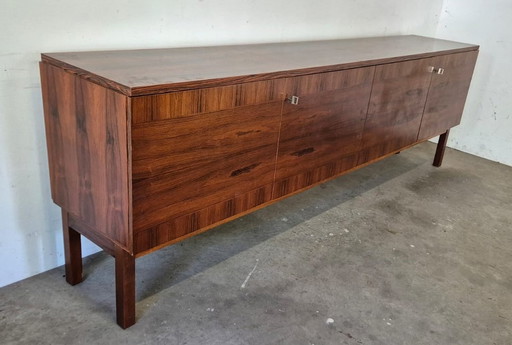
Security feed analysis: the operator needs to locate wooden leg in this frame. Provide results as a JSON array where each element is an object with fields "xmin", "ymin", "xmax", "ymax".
[
  {"xmin": 433, "ymin": 129, "xmax": 450, "ymax": 167},
  {"xmin": 115, "ymin": 245, "xmax": 136, "ymax": 329},
  {"xmin": 62, "ymin": 210, "xmax": 83, "ymax": 285}
]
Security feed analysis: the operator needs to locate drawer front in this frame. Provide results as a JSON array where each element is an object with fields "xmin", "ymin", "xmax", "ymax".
[
  {"xmin": 131, "ymin": 82, "xmax": 284, "ymax": 241},
  {"xmin": 131, "ymin": 79, "xmax": 286, "ymax": 124},
  {"xmin": 274, "ymin": 67, "xmax": 374, "ymax": 198}
]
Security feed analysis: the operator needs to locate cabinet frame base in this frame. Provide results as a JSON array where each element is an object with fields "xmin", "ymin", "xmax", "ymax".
[
  {"xmin": 62, "ymin": 210, "xmax": 83, "ymax": 286},
  {"xmin": 61, "ymin": 138, "xmax": 456, "ymax": 329},
  {"xmin": 433, "ymin": 129, "xmax": 450, "ymax": 167},
  {"xmin": 62, "ymin": 211, "xmax": 136, "ymax": 329}
]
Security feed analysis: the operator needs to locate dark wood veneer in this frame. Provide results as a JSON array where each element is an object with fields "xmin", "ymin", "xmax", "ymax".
[
  {"xmin": 275, "ymin": 67, "xmax": 374, "ymax": 195},
  {"xmin": 132, "ymin": 102, "xmax": 282, "ymax": 232},
  {"xmin": 40, "ymin": 62, "xmax": 131, "ymax": 252},
  {"xmin": 418, "ymin": 51, "xmax": 479, "ymax": 140},
  {"xmin": 40, "ymin": 36, "xmax": 478, "ymax": 328},
  {"xmin": 359, "ymin": 58, "xmax": 433, "ymax": 164}
]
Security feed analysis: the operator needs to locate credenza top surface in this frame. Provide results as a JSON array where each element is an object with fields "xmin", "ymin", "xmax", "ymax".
[{"xmin": 41, "ymin": 35, "xmax": 478, "ymax": 96}]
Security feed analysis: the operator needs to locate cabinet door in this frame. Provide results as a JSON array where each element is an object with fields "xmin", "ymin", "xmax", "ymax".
[
  {"xmin": 131, "ymin": 80, "xmax": 285, "ymax": 252},
  {"xmin": 274, "ymin": 67, "xmax": 374, "ymax": 198},
  {"xmin": 418, "ymin": 51, "xmax": 478, "ymax": 140},
  {"xmin": 358, "ymin": 58, "xmax": 433, "ymax": 164}
]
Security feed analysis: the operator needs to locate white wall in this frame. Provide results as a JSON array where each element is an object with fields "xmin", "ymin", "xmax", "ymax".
[
  {"xmin": 436, "ymin": 0, "xmax": 512, "ymax": 165},
  {"xmin": 0, "ymin": 0, "xmax": 456, "ymax": 287}
]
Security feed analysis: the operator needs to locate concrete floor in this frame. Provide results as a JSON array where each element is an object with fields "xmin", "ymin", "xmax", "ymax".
[{"xmin": 1, "ymin": 142, "xmax": 511, "ymax": 345}]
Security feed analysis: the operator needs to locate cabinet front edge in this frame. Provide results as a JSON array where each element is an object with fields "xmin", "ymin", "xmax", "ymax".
[
  {"xmin": 41, "ymin": 55, "xmax": 132, "ymax": 96},
  {"xmin": 42, "ymin": 45, "xmax": 478, "ymax": 97}
]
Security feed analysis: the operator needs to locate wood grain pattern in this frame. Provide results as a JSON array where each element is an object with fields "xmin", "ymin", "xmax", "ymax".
[
  {"xmin": 418, "ymin": 51, "xmax": 478, "ymax": 140},
  {"xmin": 131, "ymin": 86, "xmax": 234, "ymax": 123},
  {"xmin": 134, "ymin": 184, "xmax": 273, "ymax": 254},
  {"xmin": 358, "ymin": 58, "xmax": 433, "ymax": 164},
  {"xmin": 274, "ymin": 68, "xmax": 374, "ymax": 196},
  {"xmin": 40, "ymin": 62, "xmax": 131, "ymax": 251},
  {"xmin": 41, "ymin": 36, "xmax": 478, "ymax": 96},
  {"xmin": 132, "ymin": 79, "xmax": 287, "ymax": 124},
  {"xmin": 274, "ymin": 153, "xmax": 360, "ymax": 198},
  {"xmin": 132, "ymin": 92, "xmax": 282, "ymax": 232}
]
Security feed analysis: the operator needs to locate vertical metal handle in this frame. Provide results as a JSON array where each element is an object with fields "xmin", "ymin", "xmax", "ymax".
[{"xmin": 287, "ymin": 95, "xmax": 299, "ymax": 105}]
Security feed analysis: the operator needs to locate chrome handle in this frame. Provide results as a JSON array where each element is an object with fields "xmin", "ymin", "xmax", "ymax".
[
  {"xmin": 434, "ymin": 67, "xmax": 445, "ymax": 75},
  {"xmin": 429, "ymin": 67, "xmax": 445, "ymax": 75},
  {"xmin": 287, "ymin": 95, "xmax": 299, "ymax": 105}
]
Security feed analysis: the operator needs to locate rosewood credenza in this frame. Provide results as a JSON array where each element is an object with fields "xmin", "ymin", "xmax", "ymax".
[{"xmin": 39, "ymin": 35, "xmax": 478, "ymax": 328}]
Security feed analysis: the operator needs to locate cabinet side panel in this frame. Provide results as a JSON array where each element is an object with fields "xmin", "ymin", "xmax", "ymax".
[
  {"xmin": 418, "ymin": 51, "xmax": 478, "ymax": 140},
  {"xmin": 40, "ymin": 62, "xmax": 131, "ymax": 252}
]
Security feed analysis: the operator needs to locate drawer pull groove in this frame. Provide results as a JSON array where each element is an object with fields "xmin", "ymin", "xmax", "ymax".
[
  {"xmin": 292, "ymin": 147, "xmax": 315, "ymax": 157},
  {"xmin": 230, "ymin": 163, "xmax": 261, "ymax": 177}
]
